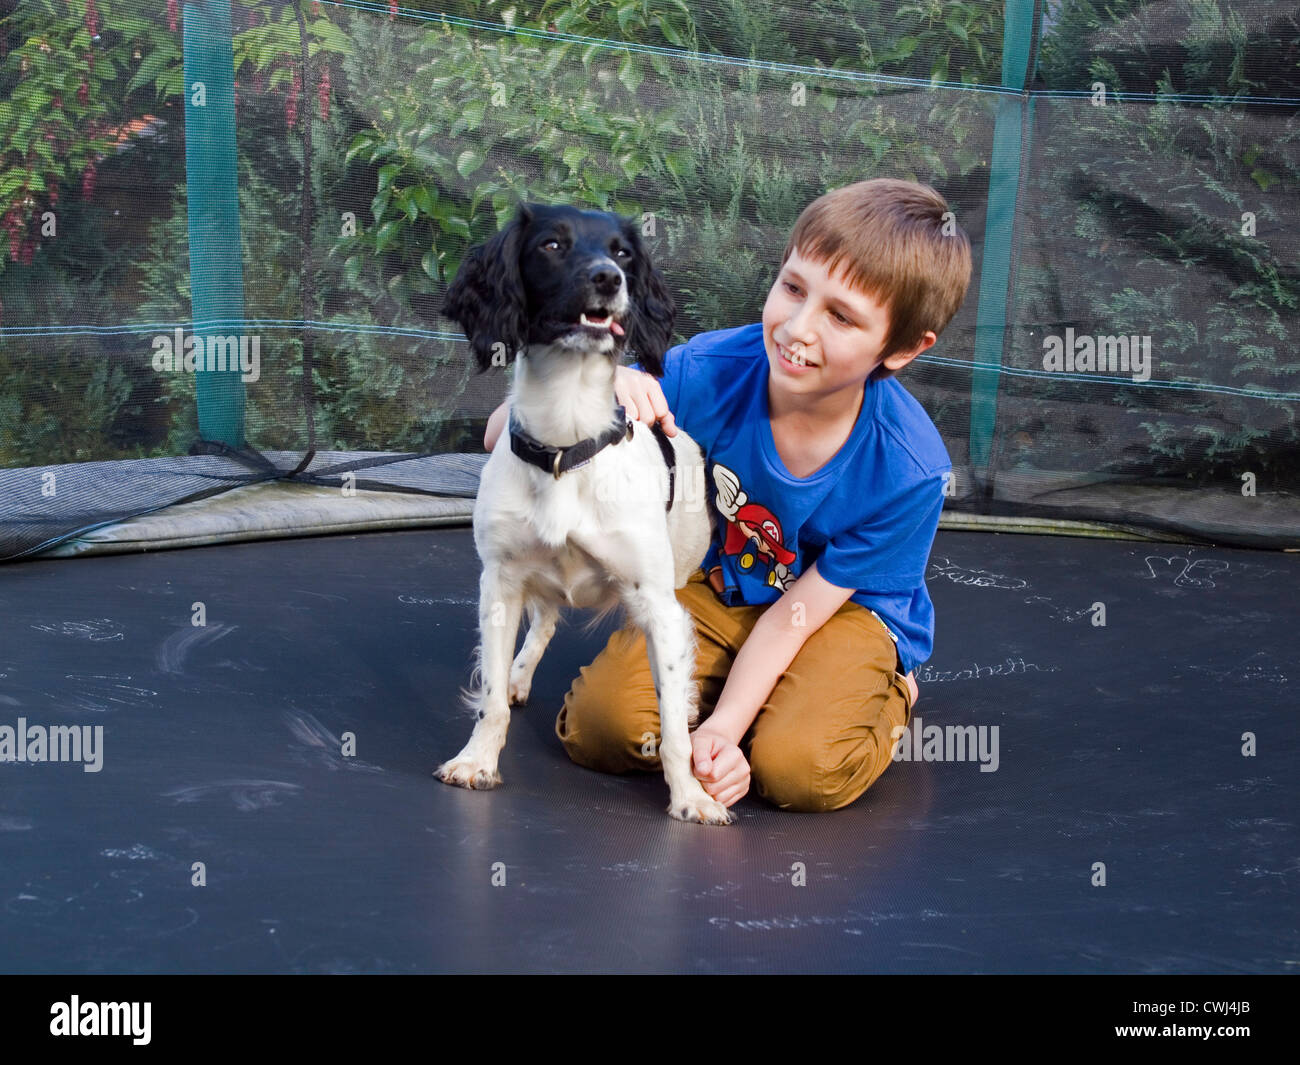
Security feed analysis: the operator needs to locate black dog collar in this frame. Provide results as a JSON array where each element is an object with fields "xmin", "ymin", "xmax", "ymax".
[
  {"xmin": 506, "ymin": 405, "xmax": 679, "ymax": 511},
  {"xmin": 509, "ymin": 405, "xmax": 633, "ymax": 479}
]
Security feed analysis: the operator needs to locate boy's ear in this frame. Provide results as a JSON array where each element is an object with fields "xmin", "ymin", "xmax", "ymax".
[
  {"xmin": 620, "ymin": 217, "xmax": 676, "ymax": 378},
  {"xmin": 442, "ymin": 203, "xmax": 535, "ymax": 372},
  {"xmin": 876, "ymin": 331, "xmax": 937, "ymax": 377}
]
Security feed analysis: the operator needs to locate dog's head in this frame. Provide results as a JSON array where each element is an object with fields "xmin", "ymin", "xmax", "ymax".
[{"xmin": 442, "ymin": 202, "xmax": 677, "ymax": 376}]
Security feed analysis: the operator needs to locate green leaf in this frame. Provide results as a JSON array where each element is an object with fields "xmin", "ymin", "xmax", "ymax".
[
  {"xmin": 115, "ymin": 16, "xmax": 153, "ymax": 39},
  {"xmin": 421, "ymin": 249, "xmax": 441, "ymax": 280},
  {"xmin": 396, "ymin": 188, "xmax": 419, "ymax": 222},
  {"xmin": 379, "ymin": 163, "xmax": 403, "ymax": 194},
  {"xmin": 456, "ymin": 149, "xmax": 484, "ymax": 178},
  {"xmin": 562, "ymin": 145, "xmax": 588, "ymax": 170},
  {"xmin": 463, "ymin": 98, "xmax": 486, "ymax": 131},
  {"xmin": 618, "ymin": 152, "xmax": 648, "ymax": 182},
  {"xmin": 618, "ymin": 53, "xmax": 642, "ymax": 95},
  {"xmin": 412, "ymin": 185, "xmax": 437, "ymax": 215},
  {"xmin": 311, "ymin": 20, "xmax": 351, "ymax": 53},
  {"xmin": 892, "ymin": 36, "xmax": 919, "ymax": 60},
  {"xmin": 375, "ymin": 218, "xmax": 403, "ymax": 253},
  {"xmin": 346, "ymin": 132, "xmax": 377, "ymax": 166},
  {"xmin": 126, "ymin": 49, "xmax": 173, "ymax": 97},
  {"xmin": 944, "ymin": 16, "xmax": 969, "ymax": 42},
  {"xmin": 657, "ymin": 16, "xmax": 684, "ymax": 47},
  {"xmin": 0, "ymin": 171, "xmax": 24, "ymax": 200},
  {"xmin": 929, "ymin": 52, "xmax": 949, "ymax": 87},
  {"xmin": 158, "ymin": 68, "xmax": 184, "ymax": 98}
]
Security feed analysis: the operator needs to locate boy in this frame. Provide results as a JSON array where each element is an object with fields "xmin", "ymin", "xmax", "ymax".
[{"xmin": 483, "ymin": 178, "xmax": 971, "ymax": 812}]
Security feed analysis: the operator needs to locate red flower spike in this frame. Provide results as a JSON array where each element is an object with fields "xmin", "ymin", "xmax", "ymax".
[{"xmin": 318, "ymin": 65, "xmax": 330, "ymax": 121}]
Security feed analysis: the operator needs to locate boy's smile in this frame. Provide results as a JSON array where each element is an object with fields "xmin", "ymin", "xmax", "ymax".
[{"xmin": 762, "ymin": 248, "xmax": 933, "ymax": 421}]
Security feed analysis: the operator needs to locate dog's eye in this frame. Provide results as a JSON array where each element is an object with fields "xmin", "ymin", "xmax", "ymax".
[
  {"xmin": 541, "ymin": 239, "xmax": 561, "ymax": 252},
  {"xmin": 613, "ymin": 246, "xmax": 631, "ymax": 259}
]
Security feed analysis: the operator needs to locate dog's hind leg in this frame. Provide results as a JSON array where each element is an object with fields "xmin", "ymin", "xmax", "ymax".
[
  {"xmin": 632, "ymin": 589, "xmax": 735, "ymax": 826},
  {"xmin": 435, "ymin": 564, "xmax": 523, "ymax": 789},
  {"xmin": 508, "ymin": 599, "xmax": 560, "ymax": 705}
]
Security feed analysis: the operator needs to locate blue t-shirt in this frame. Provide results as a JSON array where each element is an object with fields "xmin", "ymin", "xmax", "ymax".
[{"xmin": 632, "ymin": 322, "xmax": 950, "ymax": 675}]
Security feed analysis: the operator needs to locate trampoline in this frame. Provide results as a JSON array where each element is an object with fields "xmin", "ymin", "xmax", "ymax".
[
  {"xmin": 2, "ymin": 0, "xmax": 1298, "ymax": 977},
  {"xmin": 0, "ymin": 525, "xmax": 1296, "ymax": 974}
]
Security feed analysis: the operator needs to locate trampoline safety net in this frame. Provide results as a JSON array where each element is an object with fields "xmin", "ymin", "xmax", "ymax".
[{"xmin": 0, "ymin": 0, "xmax": 1297, "ymax": 560}]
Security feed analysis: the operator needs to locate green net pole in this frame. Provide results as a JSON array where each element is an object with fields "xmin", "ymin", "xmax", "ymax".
[
  {"xmin": 968, "ymin": 0, "xmax": 1039, "ymax": 472},
  {"xmin": 183, "ymin": 0, "xmax": 246, "ymax": 448}
]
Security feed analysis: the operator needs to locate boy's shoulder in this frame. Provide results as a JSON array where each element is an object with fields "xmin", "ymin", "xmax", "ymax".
[
  {"xmin": 676, "ymin": 321, "xmax": 765, "ymax": 361},
  {"xmin": 875, "ymin": 376, "xmax": 952, "ymax": 478}
]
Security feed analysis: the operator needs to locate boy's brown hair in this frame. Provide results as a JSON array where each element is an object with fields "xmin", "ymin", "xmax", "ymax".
[{"xmin": 780, "ymin": 178, "xmax": 972, "ymax": 381}]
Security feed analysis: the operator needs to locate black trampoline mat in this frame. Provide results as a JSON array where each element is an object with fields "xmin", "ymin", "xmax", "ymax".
[{"xmin": 0, "ymin": 528, "xmax": 1295, "ymax": 974}]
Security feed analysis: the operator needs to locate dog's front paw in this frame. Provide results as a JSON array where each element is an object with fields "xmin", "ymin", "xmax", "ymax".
[
  {"xmin": 435, "ymin": 758, "xmax": 502, "ymax": 790},
  {"xmin": 668, "ymin": 794, "xmax": 735, "ymax": 826},
  {"xmin": 508, "ymin": 673, "xmax": 531, "ymax": 705}
]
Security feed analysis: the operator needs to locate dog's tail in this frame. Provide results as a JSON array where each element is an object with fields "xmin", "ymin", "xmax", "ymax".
[{"xmin": 576, "ymin": 596, "xmax": 626, "ymax": 639}]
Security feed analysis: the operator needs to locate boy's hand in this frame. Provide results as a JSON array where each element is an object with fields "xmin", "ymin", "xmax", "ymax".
[
  {"xmin": 614, "ymin": 365, "xmax": 678, "ymax": 436},
  {"xmin": 690, "ymin": 725, "xmax": 750, "ymax": 807}
]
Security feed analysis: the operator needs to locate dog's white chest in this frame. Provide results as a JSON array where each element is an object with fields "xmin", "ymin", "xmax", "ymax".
[{"xmin": 475, "ymin": 456, "xmax": 623, "ymax": 597}]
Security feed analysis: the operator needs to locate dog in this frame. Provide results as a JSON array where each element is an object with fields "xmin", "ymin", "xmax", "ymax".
[{"xmin": 435, "ymin": 202, "xmax": 733, "ymax": 825}]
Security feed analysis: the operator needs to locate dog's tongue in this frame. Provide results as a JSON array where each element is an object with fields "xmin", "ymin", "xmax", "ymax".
[{"xmin": 610, "ymin": 320, "xmax": 625, "ymax": 336}]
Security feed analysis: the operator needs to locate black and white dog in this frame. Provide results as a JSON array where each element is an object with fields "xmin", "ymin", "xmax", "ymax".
[{"xmin": 436, "ymin": 203, "xmax": 732, "ymax": 825}]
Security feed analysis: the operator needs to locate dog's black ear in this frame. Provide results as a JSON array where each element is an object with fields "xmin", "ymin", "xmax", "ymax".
[
  {"xmin": 442, "ymin": 204, "xmax": 534, "ymax": 373},
  {"xmin": 621, "ymin": 218, "xmax": 676, "ymax": 378}
]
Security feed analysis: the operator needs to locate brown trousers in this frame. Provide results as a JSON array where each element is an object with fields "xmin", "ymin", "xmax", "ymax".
[{"xmin": 555, "ymin": 568, "xmax": 915, "ymax": 812}]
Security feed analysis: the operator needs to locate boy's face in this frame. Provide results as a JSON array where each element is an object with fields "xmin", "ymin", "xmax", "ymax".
[{"xmin": 761, "ymin": 248, "xmax": 934, "ymax": 407}]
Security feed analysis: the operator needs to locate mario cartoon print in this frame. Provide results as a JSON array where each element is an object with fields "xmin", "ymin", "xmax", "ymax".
[{"xmin": 709, "ymin": 463, "xmax": 796, "ymax": 593}]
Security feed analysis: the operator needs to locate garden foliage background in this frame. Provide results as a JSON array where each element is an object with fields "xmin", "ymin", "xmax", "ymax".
[{"xmin": 0, "ymin": 0, "xmax": 1296, "ymax": 548}]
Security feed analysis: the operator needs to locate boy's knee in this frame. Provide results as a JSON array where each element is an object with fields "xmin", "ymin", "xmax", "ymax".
[
  {"xmin": 555, "ymin": 700, "xmax": 659, "ymax": 774},
  {"xmin": 749, "ymin": 727, "xmax": 892, "ymax": 812},
  {"xmin": 555, "ymin": 658, "xmax": 661, "ymax": 774}
]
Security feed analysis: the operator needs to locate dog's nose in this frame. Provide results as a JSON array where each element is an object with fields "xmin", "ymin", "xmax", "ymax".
[{"xmin": 588, "ymin": 262, "xmax": 623, "ymax": 296}]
